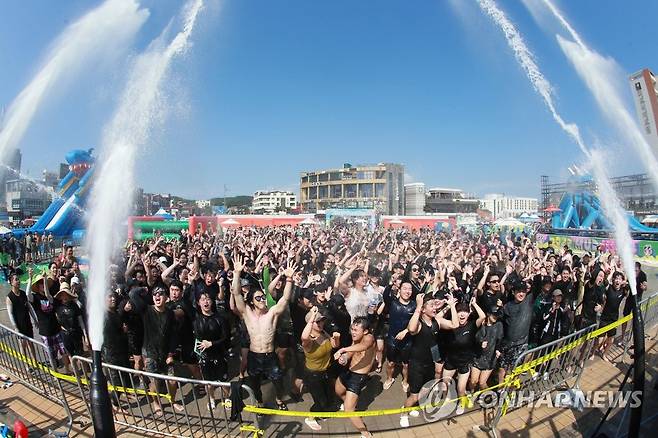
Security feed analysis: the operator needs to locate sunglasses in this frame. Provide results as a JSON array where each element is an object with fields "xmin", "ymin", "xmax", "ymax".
[
  {"xmin": 253, "ymin": 295, "xmax": 266, "ymax": 302},
  {"xmin": 411, "ymin": 268, "xmax": 420, "ymax": 272},
  {"xmin": 489, "ymin": 279, "xmax": 500, "ymax": 283}
]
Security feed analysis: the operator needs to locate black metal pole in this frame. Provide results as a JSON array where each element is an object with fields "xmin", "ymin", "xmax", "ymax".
[
  {"xmin": 628, "ymin": 293, "xmax": 644, "ymax": 438},
  {"xmin": 89, "ymin": 350, "xmax": 116, "ymax": 438}
]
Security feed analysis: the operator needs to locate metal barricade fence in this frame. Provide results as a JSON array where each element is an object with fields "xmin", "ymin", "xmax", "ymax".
[
  {"xmin": 0, "ymin": 323, "xmax": 73, "ymax": 436},
  {"xmin": 620, "ymin": 292, "xmax": 658, "ymax": 358},
  {"xmin": 486, "ymin": 323, "xmax": 599, "ymax": 436},
  {"xmin": 70, "ymin": 356, "xmax": 260, "ymax": 438}
]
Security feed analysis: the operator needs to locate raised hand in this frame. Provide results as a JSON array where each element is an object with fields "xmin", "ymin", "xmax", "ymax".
[
  {"xmin": 284, "ymin": 261, "xmax": 298, "ymax": 278},
  {"xmin": 233, "ymin": 253, "xmax": 245, "ymax": 273}
]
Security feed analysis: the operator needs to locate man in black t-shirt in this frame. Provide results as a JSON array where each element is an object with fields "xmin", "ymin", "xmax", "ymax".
[
  {"xmin": 620, "ymin": 262, "xmax": 648, "ymax": 344},
  {"xmin": 498, "ymin": 281, "xmax": 535, "ymax": 383},
  {"xmin": 399, "ymin": 293, "xmax": 457, "ymax": 428},
  {"xmin": 597, "ymin": 271, "xmax": 627, "ymax": 362}
]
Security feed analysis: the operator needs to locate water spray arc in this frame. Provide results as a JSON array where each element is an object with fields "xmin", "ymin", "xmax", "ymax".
[
  {"xmin": 0, "ymin": 0, "xmax": 148, "ymax": 170},
  {"xmin": 474, "ymin": 0, "xmax": 636, "ymax": 298},
  {"xmin": 537, "ymin": 0, "xmax": 658, "ymax": 197},
  {"xmin": 84, "ymin": 1, "xmax": 204, "ymax": 436},
  {"xmin": 532, "ymin": 1, "xmax": 648, "ymax": 433}
]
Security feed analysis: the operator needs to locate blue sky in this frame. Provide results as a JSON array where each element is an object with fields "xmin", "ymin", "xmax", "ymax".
[{"xmin": 1, "ymin": 0, "xmax": 657, "ymax": 200}]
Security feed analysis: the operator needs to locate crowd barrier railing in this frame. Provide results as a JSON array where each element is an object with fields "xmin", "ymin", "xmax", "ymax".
[
  {"xmin": 70, "ymin": 355, "xmax": 261, "ymax": 438},
  {"xmin": 0, "ymin": 323, "xmax": 73, "ymax": 436},
  {"xmin": 1, "ymin": 292, "xmax": 658, "ymax": 437}
]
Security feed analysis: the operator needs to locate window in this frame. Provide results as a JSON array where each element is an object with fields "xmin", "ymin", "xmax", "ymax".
[
  {"xmin": 357, "ymin": 171, "xmax": 375, "ymax": 180},
  {"xmin": 318, "ymin": 186, "xmax": 328, "ymax": 199},
  {"xmin": 344, "ymin": 184, "xmax": 357, "ymax": 198},
  {"xmin": 329, "ymin": 172, "xmax": 342, "ymax": 181},
  {"xmin": 330, "ymin": 185, "xmax": 342, "ymax": 198},
  {"xmin": 375, "ymin": 183, "xmax": 385, "ymax": 197},
  {"xmin": 308, "ymin": 174, "xmax": 317, "ymax": 183},
  {"xmin": 309, "ymin": 187, "xmax": 317, "ymax": 199},
  {"xmin": 301, "ymin": 176, "xmax": 308, "ymax": 184},
  {"xmin": 359, "ymin": 183, "xmax": 373, "ymax": 198},
  {"xmin": 318, "ymin": 173, "xmax": 329, "ymax": 182}
]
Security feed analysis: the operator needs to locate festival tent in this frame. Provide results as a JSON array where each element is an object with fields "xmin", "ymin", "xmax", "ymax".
[
  {"xmin": 0, "ymin": 226, "xmax": 11, "ymax": 235},
  {"xmin": 221, "ymin": 218, "xmax": 240, "ymax": 227},
  {"xmin": 299, "ymin": 217, "xmax": 318, "ymax": 225},
  {"xmin": 494, "ymin": 217, "xmax": 525, "ymax": 227},
  {"xmin": 154, "ymin": 208, "xmax": 174, "ymax": 220}
]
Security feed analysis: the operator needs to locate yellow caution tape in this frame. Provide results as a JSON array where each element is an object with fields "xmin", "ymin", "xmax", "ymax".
[
  {"xmin": 0, "ymin": 341, "xmax": 170, "ymax": 400},
  {"xmin": 0, "ymin": 299, "xmax": 654, "ymax": 421}
]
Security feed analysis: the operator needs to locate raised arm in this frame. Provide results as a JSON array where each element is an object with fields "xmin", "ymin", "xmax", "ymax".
[
  {"xmin": 230, "ymin": 254, "xmax": 247, "ymax": 315},
  {"xmin": 437, "ymin": 294, "xmax": 459, "ymax": 329},
  {"xmin": 407, "ymin": 293, "xmax": 425, "ymax": 335},
  {"xmin": 471, "ymin": 296, "xmax": 486, "ymax": 327},
  {"xmin": 270, "ymin": 262, "xmax": 298, "ymax": 316}
]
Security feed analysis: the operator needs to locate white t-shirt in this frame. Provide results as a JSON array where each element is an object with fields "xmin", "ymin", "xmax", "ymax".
[
  {"xmin": 365, "ymin": 284, "xmax": 384, "ymax": 315},
  {"xmin": 345, "ymin": 287, "xmax": 369, "ymax": 322}
]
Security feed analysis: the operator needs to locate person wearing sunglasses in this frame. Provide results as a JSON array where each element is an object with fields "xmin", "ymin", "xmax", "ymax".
[{"xmin": 231, "ymin": 254, "xmax": 298, "ymax": 411}]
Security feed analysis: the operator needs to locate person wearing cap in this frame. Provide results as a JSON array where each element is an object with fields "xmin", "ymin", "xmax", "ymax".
[
  {"xmin": 539, "ymin": 289, "xmax": 569, "ymax": 345},
  {"xmin": 125, "ymin": 286, "xmax": 181, "ymax": 415},
  {"xmin": 400, "ymin": 292, "xmax": 457, "ymax": 428},
  {"xmin": 301, "ymin": 306, "xmax": 340, "ymax": 431},
  {"xmin": 26, "ymin": 267, "xmax": 72, "ymax": 373},
  {"xmin": 470, "ymin": 306, "xmax": 504, "ymax": 391},
  {"xmin": 54, "ymin": 282, "xmax": 89, "ymax": 358}
]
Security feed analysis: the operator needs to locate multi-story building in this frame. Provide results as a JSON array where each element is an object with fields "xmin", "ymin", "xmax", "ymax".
[
  {"xmin": 404, "ymin": 183, "xmax": 426, "ymax": 215},
  {"xmin": 630, "ymin": 68, "xmax": 658, "ymax": 153},
  {"xmin": 300, "ymin": 163, "xmax": 404, "ymax": 215},
  {"xmin": 252, "ymin": 191, "xmax": 297, "ymax": 214},
  {"xmin": 0, "ymin": 148, "xmax": 22, "ymax": 211},
  {"xmin": 5, "ymin": 178, "xmax": 52, "ymax": 221},
  {"xmin": 480, "ymin": 194, "xmax": 538, "ymax": 220},
  {"xmin": 196, "ymin": 200, "xmax": 211, "ymax": 209},
  {"xmin": 424, "ymin": 188, "xmax": 479, "ymax": 214}
]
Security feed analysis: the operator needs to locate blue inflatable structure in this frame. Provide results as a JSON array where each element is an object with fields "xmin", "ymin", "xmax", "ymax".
[
  {"xmin": 550, "ymin": 176, "xmax": 658, "ymax": 234},
  {"xmin": 13, "ymin": 149, "xmax": 94, "ymax": 238}
]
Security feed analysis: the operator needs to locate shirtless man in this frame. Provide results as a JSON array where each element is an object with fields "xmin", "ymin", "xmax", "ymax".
[
  {"xmin": 334, "ymin": 316, "xmax": 376, "ymax": 438},
  {"xmin": 231, "ymin": 254, "xmax": 297, "ymax": 410}
]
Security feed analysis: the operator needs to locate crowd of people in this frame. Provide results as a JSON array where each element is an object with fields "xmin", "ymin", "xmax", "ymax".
[{"xmin": 3, "ymin": 224, "xmax": 646, "ymax": 437}]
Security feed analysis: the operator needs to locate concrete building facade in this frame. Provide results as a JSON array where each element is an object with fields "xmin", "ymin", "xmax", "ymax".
[
  {"xmin": 252, "ymin": 190, "xmax": 297, "ymax": 214},
  {"xmin": 480, "ymin": 194, "xmax": 538, "ymax": 220},
  {"xmin": 300, "ymin": 163, "xmax": 404, "ymax": 214},
  {"xmin": 5, "ymin": 179, "xmax": 52, "ymax": 221},
  {"xmin": 404, "ymin": 183, "xmax": 426, "ymax": 215}
]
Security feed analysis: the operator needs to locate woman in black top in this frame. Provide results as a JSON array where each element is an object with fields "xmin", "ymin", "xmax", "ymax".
[
  {"xmin": 470, "ymin": 306, "xmax": 503, "ymax": 391},
  {"xmin": 5, "ymin": 273, "xmax": 37, "ymax": 360},
  {"xmin": 442, "ymin": 297, "xmax": 485, "ymax": 415}
]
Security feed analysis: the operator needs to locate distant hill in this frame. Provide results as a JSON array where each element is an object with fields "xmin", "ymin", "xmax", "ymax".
[{"xmin": 210, "ymin": 195, "xmax": 252, "ymax": 208}]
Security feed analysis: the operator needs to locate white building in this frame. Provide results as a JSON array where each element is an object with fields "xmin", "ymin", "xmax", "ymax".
[
  {"xmin": 480, "ymin": 194, "xmax": 538, "ymax": 220},
  {"xmin": 252, "ymin": 190, "xmax": 297, "ymax": 214},
  {"xmin": 196, "ymin": 199, "xmax": 211, "ymax": 209},
  {"xmin": 404, "ymin": 183, "xmax": 426, "ymax": 215}
]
